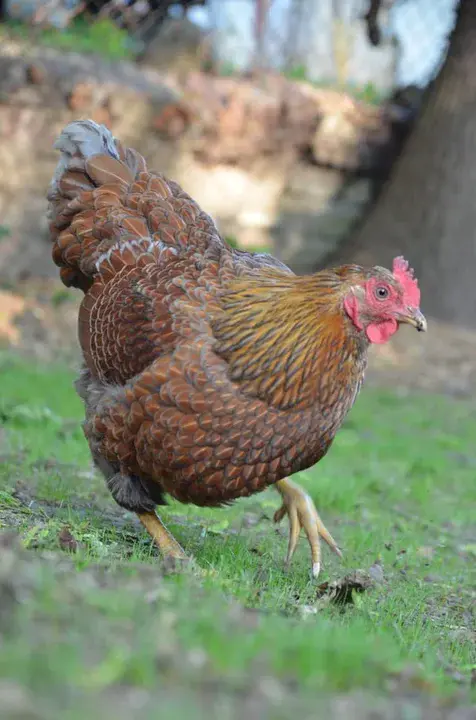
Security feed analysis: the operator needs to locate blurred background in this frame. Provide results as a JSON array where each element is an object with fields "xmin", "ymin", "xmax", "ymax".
[
  {"xmin": 1, "ymin": 5, "xmax": 476, "ymax": 715},
  {"xmin": 0, "ymin": 0, "xmax": 475, "ymax": 394}
]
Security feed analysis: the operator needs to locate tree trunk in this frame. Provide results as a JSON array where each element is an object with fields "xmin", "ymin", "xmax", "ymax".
[{"xmin": 328, "ymin": 0, "xmax": 476, "ymax": 329}]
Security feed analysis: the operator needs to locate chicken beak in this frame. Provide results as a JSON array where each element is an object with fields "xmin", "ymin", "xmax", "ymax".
[{"xmin": 398, "ymin": 308, "xmax": 427, "ymax": 332}]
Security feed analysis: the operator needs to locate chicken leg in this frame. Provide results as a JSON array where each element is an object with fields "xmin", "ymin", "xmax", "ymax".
[
  {"xmin": 274, "ymin": 478, "xmax": 342, "ymax": 578},
  {"xmin": 137, "ymin": 511, "xmax": 188, "ymax": 563}
]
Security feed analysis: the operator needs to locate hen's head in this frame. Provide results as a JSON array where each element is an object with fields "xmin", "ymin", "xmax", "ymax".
[{"xmin": 343, "ymin": 256, "xmax": 426, "ymax": 344}]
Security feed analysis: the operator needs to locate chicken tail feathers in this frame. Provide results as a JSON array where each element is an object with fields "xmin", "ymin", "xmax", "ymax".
[{"xmin": 47, "ymin": 120, "xmax": 147, "ymax": 291}]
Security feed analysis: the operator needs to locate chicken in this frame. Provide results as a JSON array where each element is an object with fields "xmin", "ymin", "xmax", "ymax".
[{"xmin": 47, "ymin": 120, "xmax": 427, "ymax": 577}]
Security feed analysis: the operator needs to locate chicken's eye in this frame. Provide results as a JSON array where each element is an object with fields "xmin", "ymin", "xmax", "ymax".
[{"xmin": 375, "ymin": 285, "xmax": 389, "ymax": 300}]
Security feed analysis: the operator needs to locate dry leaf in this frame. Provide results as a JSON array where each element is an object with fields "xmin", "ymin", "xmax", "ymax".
[
  {"xmin": 58, "ymin": 527, "xmax": 79, "ymax": 554},
  {"xmin": 315, "ymin": 568, "xmax": 379, "ymax": 606}
]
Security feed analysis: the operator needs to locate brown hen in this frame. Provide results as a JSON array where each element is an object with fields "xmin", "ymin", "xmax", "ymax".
[{"xmin": 47, "ymin": 120, "xmax": 426, "ymax": 577}]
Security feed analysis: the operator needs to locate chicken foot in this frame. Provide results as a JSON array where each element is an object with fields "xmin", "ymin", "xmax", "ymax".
[
  {"xmin": 274, "ymin": 478, "xmax": 342, "ymax": 579},
  {"xmin": 137, "ymin": 511, "xmax": 189, "ymax": 564}
]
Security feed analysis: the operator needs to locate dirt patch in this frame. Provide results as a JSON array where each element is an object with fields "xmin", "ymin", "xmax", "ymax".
[
  {"xmin": 0, "ymin": 280, "xmax": 80, "ymax": 365},
  {"xmin": 0, "ymin": 291, "xmax": 27, "ymax": 344}
]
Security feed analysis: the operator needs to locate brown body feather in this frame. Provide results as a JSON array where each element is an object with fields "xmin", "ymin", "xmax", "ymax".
[{"xmin": 47, "ymin": 121, "xmax": 369, "ymax": 510}]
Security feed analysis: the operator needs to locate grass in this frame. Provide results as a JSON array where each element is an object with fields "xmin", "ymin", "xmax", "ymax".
[
  {"xmin": 0, "ymin": 352, "xmax": 474, "ymax": 718},
  {"xmin": 283, "ymin": 66, "xmax": 385, "ymax": 105},
  {"xmin": 0, "ymin": 17, "xmax": 137, "ymax": 60}
]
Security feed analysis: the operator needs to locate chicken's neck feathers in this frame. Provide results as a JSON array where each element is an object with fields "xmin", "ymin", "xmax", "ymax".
[{"xmin": 213, "ymin": 271, "xmax": 368, "ymax": 411}]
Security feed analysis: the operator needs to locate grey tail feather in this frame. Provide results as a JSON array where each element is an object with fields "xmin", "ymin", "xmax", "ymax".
[{"xmin": 48, "ymin": 120, "xmax": 120, "ymax": 200}]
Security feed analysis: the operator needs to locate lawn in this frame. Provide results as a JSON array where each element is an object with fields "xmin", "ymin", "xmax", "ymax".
[
  {"xmin": 0, "ymin": 352, "xmax": 474, "ymax": 719},
  {"xmin": 0, "ymin": 18, "xmax": 137, "ymax": 60}
]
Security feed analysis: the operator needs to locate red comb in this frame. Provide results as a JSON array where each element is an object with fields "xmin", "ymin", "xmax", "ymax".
[{"xmin": 392, "ymin": 256, "xmax": 420, "ymax": 307}]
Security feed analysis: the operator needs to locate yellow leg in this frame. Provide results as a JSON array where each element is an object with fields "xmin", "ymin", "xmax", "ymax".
[
  {"xmin": 274, "ymin": 478, "xmax": 342, "ymax": 579},
  {"xmin": 137, "ymin": 510, "xmax": 188, "ymax": 561}
]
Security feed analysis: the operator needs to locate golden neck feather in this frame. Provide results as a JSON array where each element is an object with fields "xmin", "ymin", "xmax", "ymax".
[{"xmin": 212, "ymin": 270, "xmax": 367, "ymax": 411}]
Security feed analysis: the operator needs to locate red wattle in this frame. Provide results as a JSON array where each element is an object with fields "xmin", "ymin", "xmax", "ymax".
[{"xmin": 366, "ymin": 319, "xmax": 398, "ymax": 344}]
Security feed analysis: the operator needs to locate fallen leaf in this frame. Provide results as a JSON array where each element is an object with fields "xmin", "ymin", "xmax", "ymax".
[
  {"xmin": 315, "ymin": 569, "xmax": 377, "ymax": 606},
  {"xmin": 58, "ymin": 527, "xmax": 79, "ymax": 554}
]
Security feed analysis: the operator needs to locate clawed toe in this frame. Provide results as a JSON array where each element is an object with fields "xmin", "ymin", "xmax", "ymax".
[{"xmin": 274, "ymin": 478, "xmax": 343, "ymax": 579}]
